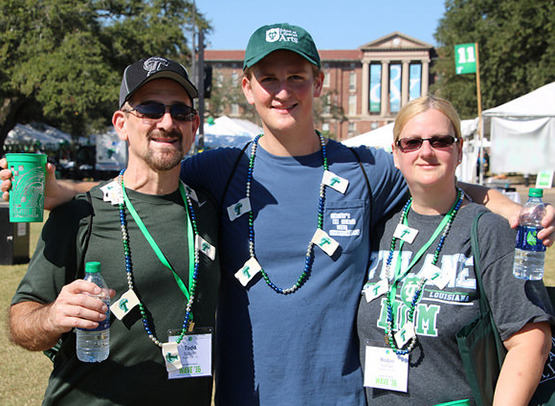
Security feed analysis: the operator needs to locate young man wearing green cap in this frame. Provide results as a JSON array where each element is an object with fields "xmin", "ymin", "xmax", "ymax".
[
  {"xmin": 2, "ymin": 23, "xmax": 554, "ymax": 406},
  {"xmin": 183, "ymin": 23, "xmax": 402, "ymax": 405}
]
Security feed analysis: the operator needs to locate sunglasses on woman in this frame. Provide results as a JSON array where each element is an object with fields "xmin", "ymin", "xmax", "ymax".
[
  {"xmin": 396, "ymin": 135, "xmax": 458, "ymax": 152},
  {"xmin": 123, "ymin": 102, "xmax": 197, "ymax": 122}
]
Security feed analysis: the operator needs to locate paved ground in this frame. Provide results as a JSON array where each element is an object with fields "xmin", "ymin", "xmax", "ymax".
[{"xmin": 485, "ymin": 175, "xmax": 555, "ymax": 206}]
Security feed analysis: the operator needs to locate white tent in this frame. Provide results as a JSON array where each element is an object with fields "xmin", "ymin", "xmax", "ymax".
[
  {"xmin": 483, "ymin": 81, "xmax": 555, "ymax": 174},
  {"xmin": 198, "ymin": 116, "xmax": 262, "ymax": 149},
  {"xmin": 6, "ymin": 123, "xmax": 72, "ymax": 148},
  {"xmin": 341, "ymin": 123, "xmax": 394, "ymax": 151}
]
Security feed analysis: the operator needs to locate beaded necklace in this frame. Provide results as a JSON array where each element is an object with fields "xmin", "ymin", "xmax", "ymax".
[
  {"xmin": 384, "ymin": 189, "xmax": 463, "ymax": 354},
  {"xmin": 118, "ymin": 169, "xmax": 199, "ymax": 346},
  {"xmin": 246, "ymin": 132, "xmax": 328, "ymax": 294}
]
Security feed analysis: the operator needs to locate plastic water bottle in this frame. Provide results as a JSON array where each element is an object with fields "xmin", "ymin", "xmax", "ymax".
[
  {"xmin": 76, "ymin": 261, "xmax": 110, "ymax": 362},
  {"xmin": 513, "ymin": 188, "xmax": 547, "ymax": 280}
]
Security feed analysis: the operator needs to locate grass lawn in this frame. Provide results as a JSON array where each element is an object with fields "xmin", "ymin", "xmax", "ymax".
[{"xmin": 1, "ymin": 213, "xmax": 555, "ymax": 405}]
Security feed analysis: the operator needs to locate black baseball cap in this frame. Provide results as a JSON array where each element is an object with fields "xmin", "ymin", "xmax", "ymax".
[{"xmin": 119, "ymin": 56, "xmax": 198, "ymax": 108}]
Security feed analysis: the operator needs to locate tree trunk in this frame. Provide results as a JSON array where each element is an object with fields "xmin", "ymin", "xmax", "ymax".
[{"xmin": 0, "ymin": 96, "xmax": 27, "ymax": 155}]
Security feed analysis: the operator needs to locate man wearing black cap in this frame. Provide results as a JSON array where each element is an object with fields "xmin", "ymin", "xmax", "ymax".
[{"xmin": 7, "ymin": 56, "xmax": 220, "ymax": 406}]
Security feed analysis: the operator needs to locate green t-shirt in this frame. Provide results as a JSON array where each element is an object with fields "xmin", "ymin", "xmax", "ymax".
[{"xmin": 12, "ymin": 181, "xmax": 220, "ymax": 406}]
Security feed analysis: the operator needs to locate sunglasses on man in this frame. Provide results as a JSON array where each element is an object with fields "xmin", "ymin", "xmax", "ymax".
[
  {"xmin": 396, "ymin": 135, "xmax": 459, "ymax": 153},
  {"xmin": 123, "ymin": 102, "xmax": 197, "ymax": 122}
]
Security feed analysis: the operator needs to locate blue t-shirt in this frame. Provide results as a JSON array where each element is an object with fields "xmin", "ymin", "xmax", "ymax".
[{"xmin": 182, "ymin": 139, "xmax": 407, "ymax": 405}]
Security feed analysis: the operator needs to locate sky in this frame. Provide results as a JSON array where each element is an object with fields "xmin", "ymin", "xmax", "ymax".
[{"xmin": 195, "ymin": 0, "xmax": 447, "ymax": 51}]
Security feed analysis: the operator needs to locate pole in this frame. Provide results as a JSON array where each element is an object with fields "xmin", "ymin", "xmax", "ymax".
[
  {"xmin": 197, "ymin": 29, "xmax": 205, "ymax": 151},
  {"xmin": 475, "ymin": 42, "xmax": 484, "ymax": 185}
]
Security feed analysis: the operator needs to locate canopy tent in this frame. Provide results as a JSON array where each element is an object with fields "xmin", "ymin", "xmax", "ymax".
[
  {"xmin": 483, "ymin": 81, "xmax": 555, "ymax": 174},
  {"xmin": 6, "ymin": 123, "xmax": 72, "ymax": 149},
  {"xmin": 341, "ymin": 123, "xmax": 394, "ymax": 151},
  {"xmin": 197, "ymin": 116, "xmax": 262, "ymax": 149}
]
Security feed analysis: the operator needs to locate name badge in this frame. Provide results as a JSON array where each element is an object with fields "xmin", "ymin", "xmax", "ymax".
[
  {"xmin": 111, "ymin": 289, "xmax": 140, "ymax": 320},
  {"xmin": 167, "ymin": 330, "xmax": 213, "ymax": 379},
  {"xmin": 227, "ymin": 198, "xmax": 251, "ymax": 221},
  {"xmin": 364, "ymin": 345, "xmax": 408, "ymax": 392},
  {"xmin": 235, "ymin": 257, "xmax": 262, "ymax": 287},
  {"xmin": 322, "ymin": 170, "xmax": 349, "ymax": 194}
]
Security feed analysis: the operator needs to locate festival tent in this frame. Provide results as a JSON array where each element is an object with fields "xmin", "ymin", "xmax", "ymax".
[
  {"xmin": 197, "ymin": 116, "xmax": 262, "ymax": 149},
  {"xmin": 6, "ymin": 123, "xmax": 72, "ymax": 149},
  {"xmin": 482, "ymin": 81, "xmax": 555, "ymax": 174},
  {"xmin": 341, "ymin": 123, "xmax": 394, "ymax": 151}
]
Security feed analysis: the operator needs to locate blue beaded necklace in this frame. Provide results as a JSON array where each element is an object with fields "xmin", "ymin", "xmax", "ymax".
[
  {"xmin": 384, "ymin": 189, "xmax": 463, "ymax": 354},
  {"xmin": 117, "ymin": 169, "xmax": 199, "ymax": 346},
  {"xmin": 246, "ymin": 131, "xmax": 328, "ymax": 294}
]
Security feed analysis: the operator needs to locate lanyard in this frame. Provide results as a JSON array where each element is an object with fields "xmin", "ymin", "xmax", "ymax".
[
  {"xmin": 387, "ymin": 197, "xmax": 459, "ymax": 304},
  {"xmin": 121, "ymin": 182, "xmax": 194, "ymax": 301}
]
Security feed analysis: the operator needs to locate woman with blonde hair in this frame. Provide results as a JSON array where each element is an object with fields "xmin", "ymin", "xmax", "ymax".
[{"xmin": 358, "ymin": 95, "xmax": 554, "ymax": 405}]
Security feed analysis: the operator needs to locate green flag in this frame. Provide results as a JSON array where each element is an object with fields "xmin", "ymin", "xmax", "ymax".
[{"xmin": 455, "ymin": 43, "xmax": 477, "ymax": 74}]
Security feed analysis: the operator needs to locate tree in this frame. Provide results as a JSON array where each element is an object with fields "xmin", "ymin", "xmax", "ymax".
[
  {"xmin": 314, "ymin": 90, "xmax": 348, "ymax": 140},
  {"xmin": 205, "ymin": 74, "xmax": 258, "ymax": 123},
  {"xmin": 432, "ymin": 0, "xmax": 555, "ymax": 118},
  {"xmin": 0, "ymin": 0, "xmax": 209, "ymax": 154}
]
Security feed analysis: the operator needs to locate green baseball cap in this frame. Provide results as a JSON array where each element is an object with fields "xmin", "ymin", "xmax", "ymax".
[{"xmin": 243, "ymin": 23, "xmax": 321, "ymax": 70}]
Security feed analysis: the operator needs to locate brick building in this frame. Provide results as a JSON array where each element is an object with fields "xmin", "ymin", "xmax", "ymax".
[{"xmin": 204, "ymin": 31, "xmax": 435, "ymax": 141}]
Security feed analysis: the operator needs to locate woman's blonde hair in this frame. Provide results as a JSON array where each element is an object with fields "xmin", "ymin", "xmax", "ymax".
[{"xmin": 393, "ymin": 95, "xmax": 462, "ymax": 143}]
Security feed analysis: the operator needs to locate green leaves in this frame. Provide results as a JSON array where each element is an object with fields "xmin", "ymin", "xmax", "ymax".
[
  {"xmin": 433, "ymin": 0, "xmax": 555, "ymax": 118},
  {"xmin": 0, "ymin": 0, "xmax": 207, "ymax": 147}
]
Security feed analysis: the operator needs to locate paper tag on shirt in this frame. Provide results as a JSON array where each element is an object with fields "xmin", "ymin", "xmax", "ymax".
[
  {"xmin": 235, "ymin": 257, "xmax": 262, "ymax": 287},
  {"xmin": 100, "ymin": 180, "xmax": 123, "ymax": 205},
  {"xmin": 168, "ymin": 331, "xmax": 213, "ymax": 379},
  {"xmin": 393, "ymin": 223, "xmax": 418, "ymax": 244},
  {"xmin": 312, "ymin": 229, "xmax": 339, "ymax": 257},
  {"xmin": 395, "ymin": 322, "xmax": 416, "ymax": 348},
  {"xmin": 227, "ymin": 197, "xmax": 251, "ymax": 221},
  {"xmin": 183, "ymin": 184, "xmax": 199, "ymax": 204},
  {"xmin": 364, "ymin": 346, "xmax": 408, "ymax": 392},
  {"xmin": 421, "ymin": 263, "xmax": 451, "ymax": 290},
  {"xmin": 364, "ymin": 279, "xmax": 389, "ymax": 303},
  {"xmin": 111, "ymin": 289, "xmax": 140, "ymax": 320},
  {"xmin": 162, "ymin": 342, "xmax": 182, "ymax": 372},
  {"xmin": 195, "ymin": 235, "xmax": 216, "ymax": 261},
  {"xmin": 322, "ymin": 170, "xmax": 349, "ymax": 194}
]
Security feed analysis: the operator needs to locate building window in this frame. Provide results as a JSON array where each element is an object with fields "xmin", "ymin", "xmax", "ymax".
[
  {"xmin": 323, "ymin": 71, "xmax": 330, "ymax": 88},
  {"xmin": 409, "ymin": 63, "xmax": 422, "ymax": 101},
  {"xmin": 216, "ymin": 72, "xmax": 224, "ymax": 87},
  {"xmin": 369, "ymin": 64, "xmax": 382, "ymax": 114},
  {"xmin": 348, "ymin": 122, "xmax": 356, "ymax": 136},
  {"xmin": 231, "ymin": 71, "xmax": 239, "ymax": 85},
  {"xmin": 389, "ymin": 63, "xmax": 402, "ymax": 113},
  {"xmin": 322, "ymin": 122, "xmax": 330, "ymax": 133},
  {"xmin": 349, "ymin": 71, "xmax": 356, "ymax": 92},
  {"xmin": 348, "ymin": 94, "xmax": 357, "ymax": 116},
  {"xmin": 231, "ymin": 103, "xmax": 239, "ymax": 115}
]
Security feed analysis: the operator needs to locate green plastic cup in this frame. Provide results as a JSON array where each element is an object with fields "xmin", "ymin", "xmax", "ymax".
[
  {"xmin": 434, "ymin": 400, "xmax": 471, "ymax": 406},
  {"xmin": 6, "ymin": 153, "xmax": 47, "ymax": 222}
]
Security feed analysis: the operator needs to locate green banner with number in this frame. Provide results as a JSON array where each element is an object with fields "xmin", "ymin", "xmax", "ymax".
[{"xmin": 455, "ymin": 43, "xmax": 477, "ymax": 74}]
